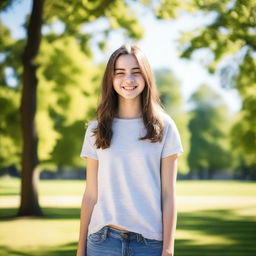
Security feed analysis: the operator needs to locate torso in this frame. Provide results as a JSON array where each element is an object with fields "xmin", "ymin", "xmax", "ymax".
[{"xmin": 107, "ymin": 224, "xmax": 130, "ymax": 231}]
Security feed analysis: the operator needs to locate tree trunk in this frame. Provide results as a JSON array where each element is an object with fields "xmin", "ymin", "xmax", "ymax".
[
  {"xmin": 18, "ymin": 0, "xmax": 44, "ymax": 216},
  {"xmin": 207, "ymin": 168, "xmax": 215, "ymax": 179},
  {"xmin": 198, "ymin": 168, "xmax": 204, "ymax": 180}
]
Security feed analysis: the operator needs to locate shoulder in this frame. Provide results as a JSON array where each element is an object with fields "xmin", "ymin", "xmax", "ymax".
[
  {"xmin": 87, "ymin": 119, "xmax": 98, "ymax": 129},
  {"xmin": 158, "ymin": 110, "xmax": 176, "ymax": 128},
  {"xmin": 84, "ymin": 120, "xmax": 98, "ymax": 136}
]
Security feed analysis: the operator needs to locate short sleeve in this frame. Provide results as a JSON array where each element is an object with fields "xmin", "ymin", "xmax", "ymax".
[
  {"xmin": 161, "ymin": 117, "xmax": 184, "ymax": 158},
  {"xmin": 80, "ymin": 123, "xmax": 98, "ymax": 160}
]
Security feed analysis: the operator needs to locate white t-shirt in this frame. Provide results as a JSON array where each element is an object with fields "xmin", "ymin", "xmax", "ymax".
[{"xmin": 80, "ymin": 111, "xmax": 183, "ymax": 240}]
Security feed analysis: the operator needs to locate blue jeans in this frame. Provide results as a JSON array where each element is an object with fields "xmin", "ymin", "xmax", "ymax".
[{"xmin": 87, "ymin": 225, "xmax": 163, "ymax": 256}]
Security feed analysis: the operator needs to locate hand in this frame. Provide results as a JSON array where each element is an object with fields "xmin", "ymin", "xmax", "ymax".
[
  {"xmin": 161, "ymin": 248, "xmax": 174, "ymax": 256},
  {"xmin": 161, "ymin": 253, "xmax": 173, "ymax": 256}
]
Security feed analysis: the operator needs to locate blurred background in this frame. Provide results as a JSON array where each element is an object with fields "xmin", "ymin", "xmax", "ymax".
[{"xmin": 0, "ymin": 0, "xmax": 255, "ymax": 255}]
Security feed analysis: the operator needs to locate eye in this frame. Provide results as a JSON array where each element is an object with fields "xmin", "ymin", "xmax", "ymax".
[{"xmin": 115, "ymin": 72, "xmax": 125, "ymax": 76}]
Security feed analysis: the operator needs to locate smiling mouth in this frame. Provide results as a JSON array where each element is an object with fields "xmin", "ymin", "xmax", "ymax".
[{"xmin": 122, "ymin": 86, "xmax": 138, "ymax": 91}]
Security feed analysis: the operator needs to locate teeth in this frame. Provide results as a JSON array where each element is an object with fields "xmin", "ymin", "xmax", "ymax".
[{"xmin": 123, "ymin": 87, "xmax": 136, "ymax": 90}]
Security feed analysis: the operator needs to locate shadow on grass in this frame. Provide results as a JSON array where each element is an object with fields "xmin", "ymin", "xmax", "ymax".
[
  {"xmin": 175, "ymin": 207, "xmax": 256, "ymax": 256},
  {"xmin": 0, "ymin": 207, "xmax": 80, "ymax": 220},
  {"xmin": 0, "ymin": 207, "xmax": 256, "ymax": 255}
]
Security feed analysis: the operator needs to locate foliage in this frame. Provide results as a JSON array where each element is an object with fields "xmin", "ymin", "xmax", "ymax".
[
  {"xmin": 42, "ymin": 0, "xmax": 144, "ymax": 55},
  {"xmin": 0, "ymin": 0, "xmax": 147, "ymax": 171},
  {"xmin": 0, "ymin": 87, "xmax": 21, "ymax": 168},
  {"xmin": 177, "ymin": 0, "xmax": 256, "ymax": 172},
  {"xmin": 35, "ymin": 36, "xmax": 101, "ymax": 170},
  {"xmin": 155, "ymin": 69, "xmax": 190, "ymax": 174},
  {"xmin": 188, "ymin": 85, "xmax": 231, "ymax": 178}
]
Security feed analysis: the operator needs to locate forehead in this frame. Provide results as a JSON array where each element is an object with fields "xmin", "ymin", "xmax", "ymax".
[{"xmin": 114, "ymin": 54, "xmax": 140, "ymax": 69}]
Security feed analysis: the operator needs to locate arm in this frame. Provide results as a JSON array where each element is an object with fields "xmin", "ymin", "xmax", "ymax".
[
  {"xmin": 76, "ymin": 157, "xmax": 98, "ymax": 256},
  {"xmin": 160, "ymin": 153, "xmax": 179, "ymax": 256}
]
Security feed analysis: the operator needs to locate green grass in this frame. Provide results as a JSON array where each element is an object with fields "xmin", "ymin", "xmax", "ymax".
[
  {"xmin": 176, "ymin": 180, "xmax": 256, "ymax": 197},
  {"xmin": 0, "ymin": 178, "xmax": 86, "ymax": 196},
  {"xmin": 1, "ymin": 178, "xmax": 256, "ymax": 197},
  {"xmin": 0, "ymin": 178, "xmax": 256, "ymax": 256}
]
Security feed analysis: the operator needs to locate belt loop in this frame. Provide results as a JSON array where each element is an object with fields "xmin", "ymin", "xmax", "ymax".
[
  {"xmin": 137, "ymin": 234, "xmax": 144, "ymax": 243},
  {"xmin": 103, "ymin": 225, "xmax": 108, "ymax": 239},
  {"xmin": 141, "ymin": 235, "xmax": 147, "ymax": 245}
]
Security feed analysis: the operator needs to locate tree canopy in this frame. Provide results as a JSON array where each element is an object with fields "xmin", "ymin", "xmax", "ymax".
[{"xmin": 178, "ymin": 0, "xmax": 256, "ymax": 171}]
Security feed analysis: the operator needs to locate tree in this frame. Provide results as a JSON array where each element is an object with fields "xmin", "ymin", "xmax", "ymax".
[
  {"xmin": 155, "ymin": 68, "xmax": 190, "ymax": 175},
  {"xmin": 19, "ymin": 0, "xmax": 44, "ymax": 216},
  {"xmin": 1, "ymin": 0, "xmax": 145, "ymax": 216},
  {"xmin": 36, "ymin": 36, "xmax": 102, "ymax": 170},
  {"xmin": 188, "ymin": 85, "xmax": 231, "ymax": 179},
  {"xmin": 177, "ymin": 0, "xmax": 256, "ymax": 177}
]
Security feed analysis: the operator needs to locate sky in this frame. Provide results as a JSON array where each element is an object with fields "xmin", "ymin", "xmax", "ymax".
[{"xmin": 0, "ymin": 0, "xmax": 241, "ymax": 115}]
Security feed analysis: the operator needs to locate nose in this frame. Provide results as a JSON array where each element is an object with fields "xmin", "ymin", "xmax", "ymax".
[{"xmin": 124, "ymin": 74, "xmax": 135, "ymax": 81}]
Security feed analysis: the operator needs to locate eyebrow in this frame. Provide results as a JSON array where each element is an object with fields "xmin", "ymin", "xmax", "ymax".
[{"xmin": 114, "ymin": 67, "xmax": 140, "ymax": 71}]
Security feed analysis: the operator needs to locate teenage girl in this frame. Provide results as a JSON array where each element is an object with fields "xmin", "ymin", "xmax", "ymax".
[{"xmin": 76, "ymin": 44, "xmax": 183, "ymax": 256}]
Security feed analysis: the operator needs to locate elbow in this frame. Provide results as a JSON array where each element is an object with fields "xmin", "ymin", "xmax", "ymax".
[
  {"xmin": 162, "ymin": 187, "xmax": 176, "ymax": 200},
  {"xmin": 162, "ymin": 191, "xmax": 176, "ymax": 206}
]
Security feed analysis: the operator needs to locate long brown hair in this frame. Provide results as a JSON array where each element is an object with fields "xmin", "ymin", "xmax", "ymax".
[{"xmin": 92, "ymin": 44, "xmax": 165, "ymax": 149}]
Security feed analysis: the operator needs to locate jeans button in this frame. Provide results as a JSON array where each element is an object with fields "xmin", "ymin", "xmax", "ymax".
[{"xmin": 121, "ymin": 233, "xmax": 128, "ymax": 239}]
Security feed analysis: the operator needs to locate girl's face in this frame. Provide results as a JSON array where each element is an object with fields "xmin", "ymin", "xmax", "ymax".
[{"xmin": 112, "ymin": 54, "xmax": 145, "ymax": 101}]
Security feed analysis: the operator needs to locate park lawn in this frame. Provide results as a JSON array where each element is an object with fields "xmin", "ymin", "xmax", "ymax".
[
  {"xmin": 1, "ymin": 178, "xmax": 256, "ymax": 197},
  {"xmin": 0, "ymin": 178, "xmax": 256, "ymax": 256}
]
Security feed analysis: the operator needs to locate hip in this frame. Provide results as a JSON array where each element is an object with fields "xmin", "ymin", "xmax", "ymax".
[{"xmin": 87, "ymin": 225, "xmax": 163, "ymax": 256}]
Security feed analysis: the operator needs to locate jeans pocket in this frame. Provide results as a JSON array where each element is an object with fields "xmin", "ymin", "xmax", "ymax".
[
  {"xmin": 88, "ymin": 228, "xmax": 106, "ymax": 244},
  {"xmin": 144, "ymin": 238, "xmax": 163, "ymax": 248}
]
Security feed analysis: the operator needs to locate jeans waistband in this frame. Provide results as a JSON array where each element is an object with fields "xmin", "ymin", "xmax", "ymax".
[{"xmin": 102, "ymin": 225, "xmax": 146, "ymax": 243}]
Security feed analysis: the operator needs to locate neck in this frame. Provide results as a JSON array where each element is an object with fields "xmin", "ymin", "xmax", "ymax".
[{"xmin": 116, "ymin": 97, "xmax": 142, "ymax": 119}]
